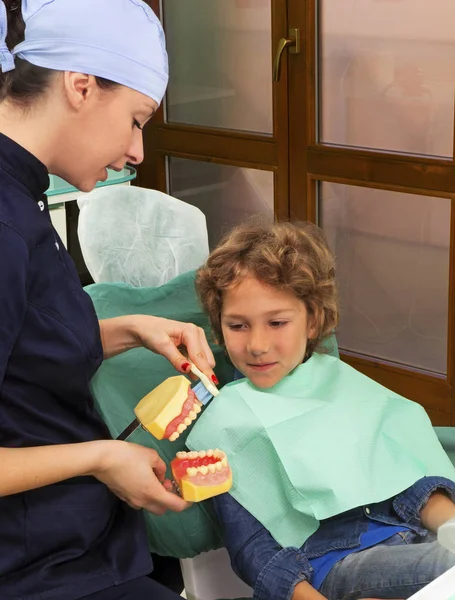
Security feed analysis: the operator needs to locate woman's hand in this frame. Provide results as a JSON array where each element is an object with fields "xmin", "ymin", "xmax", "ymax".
[
  {"xmin": 92, "ymin": 440, "xmax": 190, "ymax": 515},
  {"xmin": 134, "ymin": 315, "xmax": 216, "ymax": 380},
  {"xmin": 99, "ymin": 315, "xmax": 217, "ymax": 382}
]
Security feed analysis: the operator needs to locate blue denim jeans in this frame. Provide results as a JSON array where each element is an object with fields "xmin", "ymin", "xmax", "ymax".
[{"xmin": 320, "ymin": 530, "xmax": 455, "ymax": 600}]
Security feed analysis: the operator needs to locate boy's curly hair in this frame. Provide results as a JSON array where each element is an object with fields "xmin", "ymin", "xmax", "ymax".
[{"xmin": 196, "ymin": 220, "xmax": 339, "ymax": 356}]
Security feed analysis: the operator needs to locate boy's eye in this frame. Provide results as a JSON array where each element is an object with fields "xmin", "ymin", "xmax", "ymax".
[
  {"xmin": 227, "ymin": 323, "xmax": 247, "ymax": 331},
  {"xmin": 133, "ymin": 119, "xmax": 143, "ymax": 131},
  {"xmin": 269, "ymin": 321, "xmax": 288, "ymax": 328}
]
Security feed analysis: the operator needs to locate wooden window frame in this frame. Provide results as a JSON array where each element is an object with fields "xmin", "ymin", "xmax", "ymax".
[
  {"xmin": 288, "ymin": 0, "xmax": 455, "ymax": 425},
  {"xmin": 138, "ymin": 0, "xmax": 290, "ymax": 219}
]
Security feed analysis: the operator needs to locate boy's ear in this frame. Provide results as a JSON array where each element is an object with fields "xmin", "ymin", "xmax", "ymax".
[{"xmin": 307, "ymin": 307, "xmax": 322, "ymax": 340}]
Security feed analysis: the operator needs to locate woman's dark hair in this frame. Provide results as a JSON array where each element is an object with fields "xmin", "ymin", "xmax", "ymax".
[{"xmin": 0, "ymin": 0, "xmax": 118, "ymax": 106}]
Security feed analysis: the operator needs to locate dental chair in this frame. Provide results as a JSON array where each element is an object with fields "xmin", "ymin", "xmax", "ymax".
[
  {"xmin": 78, "ymin": 186, "xmax": 253, "ymax": 600},
  {"xmin": 77, "ymin": 186, "xmax": 455, "ymax": 600}
]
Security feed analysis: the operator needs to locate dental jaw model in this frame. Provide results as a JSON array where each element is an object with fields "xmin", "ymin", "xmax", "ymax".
[
  {"xmin": 134, "ymin": 375, "xmax": 203, "ymax": 442},
  {"xmin": 118, "ymin": 365, "xmax": 232, "ymax": 502},
  {"xmin": 117, "ymin": 365, "xmax": 219, "ymax": 442},
  {"xmin": 119, "ymin": 364, "xmax": 218, "ymax": 443},
  {"xmin": 171, "ymin": 450, "xmax": 232, "ymax": 502}
]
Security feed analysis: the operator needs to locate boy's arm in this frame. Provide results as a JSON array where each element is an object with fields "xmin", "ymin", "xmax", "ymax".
[
  {"xmin": 212, "ymin": 493, "xmax": 313, "ymax": 600},
  {"xmin": 392, "ymin": 476, "xmax": 455, "ymax": 526},
  {"xmin": 292, "ymin": 581, "xmax": 327, "ymax": 600}
]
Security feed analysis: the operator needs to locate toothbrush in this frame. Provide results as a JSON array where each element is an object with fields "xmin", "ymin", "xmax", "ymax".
[{"xmin": 190, "ymin": 363, "xmax": 219, "ymax": 405}]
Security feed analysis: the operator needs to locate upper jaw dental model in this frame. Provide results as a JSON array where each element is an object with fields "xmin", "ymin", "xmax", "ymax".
[
  {"xmin": 134, "ymin": 375, "xmax": 203, "ymax": 442},
  {"xmin": 118, "ymin": 364, "xmax": 218, "ymax": 443}
]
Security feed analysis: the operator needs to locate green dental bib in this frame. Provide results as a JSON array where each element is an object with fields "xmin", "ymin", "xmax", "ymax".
[{"xmin": 187, "ymin": 354, "xmax": 455, "ymax": 548}]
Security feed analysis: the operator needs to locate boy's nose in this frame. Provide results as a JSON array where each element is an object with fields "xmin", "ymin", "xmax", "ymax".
[{"xmin": 247, "ymin": 330, "xmax": 271, "ymax": 356}]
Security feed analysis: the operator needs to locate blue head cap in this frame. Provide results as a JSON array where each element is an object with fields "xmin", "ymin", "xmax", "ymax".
[
  {"xmin": 6, "ymin": 0, "xmax": 168, "ymax": 105},
  {"xmin": 0, "ymin": 1, "xmax": 15, "ymax": 73}
]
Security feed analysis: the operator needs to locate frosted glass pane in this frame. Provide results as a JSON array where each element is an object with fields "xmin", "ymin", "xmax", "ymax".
[
  {"xmin": 320, "ymin": 0, "xmax": 455, "ymax": 157},
  {"xmin": 164, "ymin": 0, "xmax": 273, "ymax": 134},
  {"xmin": 320, "ymin": 183, "xmax": 450, "ymax": 374},
  {"xmin": 168, "ymin": 159, "xmax": 274, "ymax": 248}
]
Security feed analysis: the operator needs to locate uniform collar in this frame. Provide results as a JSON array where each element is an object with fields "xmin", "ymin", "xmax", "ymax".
[{"xmin": 0, "ymin": 132, "xmax": 50, "ymax": 199}]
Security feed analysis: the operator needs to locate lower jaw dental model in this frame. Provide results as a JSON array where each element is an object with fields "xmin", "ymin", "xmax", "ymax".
[
  {"xmin": 171, "ymin": 449, "xmax": 232, "ymax": 502},
  {"xmin": 118, "ymin": 373, "xmax": 233, "ymax": 501}
]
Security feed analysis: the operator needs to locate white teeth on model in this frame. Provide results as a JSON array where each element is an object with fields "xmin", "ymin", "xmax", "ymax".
[
  {"xmin": 188, "ymin": 410, "xmax": 197, "ymax": 420},
  {"xmin": 193, "ymin": 403, "xmax": 202, "ymax": 414},
  {"xmin": 177, "ymin": 423, "xmax": 187, "ymax": 434},
  {"xmin": 176, "ymin": 448, "xmax": 228, "ymax": 473},
  {"xmin": 184, "ymin": 417, "xmax": 192, "ymax": 426},
  {"xmin": 186, "ymin": 465, "xmax": 215, "ymax": 477},
  {"xmin": 169, "ymin": 432, "xmax": 180, "ymax": 442}
]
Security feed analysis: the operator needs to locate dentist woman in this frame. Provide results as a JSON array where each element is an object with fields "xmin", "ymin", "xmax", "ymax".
[{"xmin": 0, "ymin": 1, "xmax": 216, "ymax": 598}]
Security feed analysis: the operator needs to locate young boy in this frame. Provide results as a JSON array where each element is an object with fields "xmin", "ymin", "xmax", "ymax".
[{"xmin": 187, "ymin": 221, "xmax": 455, "ymax": 600}]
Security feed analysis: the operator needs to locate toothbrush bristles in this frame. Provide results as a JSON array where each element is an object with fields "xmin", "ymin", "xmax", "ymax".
[{"xmin": 193, "ymin": 381, "xmax": 213, "ymax": 406}]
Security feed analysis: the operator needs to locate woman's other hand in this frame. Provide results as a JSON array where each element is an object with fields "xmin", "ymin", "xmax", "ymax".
[{"xmin": 92, "ymin": 440, "xmax": 190, "ymax": 515}]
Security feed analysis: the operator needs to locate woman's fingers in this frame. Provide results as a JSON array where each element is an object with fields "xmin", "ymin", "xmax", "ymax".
[
  {"xmin": 118, "ymin": 485, "xmax": 191, "ymax": 515},
  {"xmin": 150, "ymin": 452, "xmax": 167, "ymax": 482},
  {"xmin": 141, "ymin": 475, "xmax": 191, "ymax": 514},
  {"xmin": 159, "ymin": 324, "xmax": 216, "ymax": 380},
  {"xmin": 137, "ymin": 316, "xmax": 217, "ymax": 381},
  {"xmin": 161, "ymin": 343, "xmax": 193, "ymax": 376},
  {"xmin": 144, "ymin": 490, "xmax": 191, "ymax": 515},
  {"xmin": 181, "ymin": 325, "xmax": 216, "ymax": 376}
]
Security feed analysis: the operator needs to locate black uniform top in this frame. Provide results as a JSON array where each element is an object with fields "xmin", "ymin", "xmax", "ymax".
[{"xmin": 0, "ymin": 133, "xmax": 151, "ymax": 599}]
